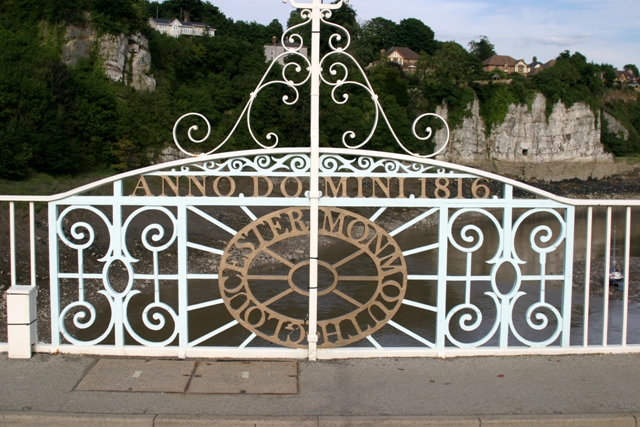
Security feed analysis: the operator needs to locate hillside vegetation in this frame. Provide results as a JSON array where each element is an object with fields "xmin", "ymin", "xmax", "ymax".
[{"xmin": 0, "ymin": 0, "xmax": 638, "ymax": 181}]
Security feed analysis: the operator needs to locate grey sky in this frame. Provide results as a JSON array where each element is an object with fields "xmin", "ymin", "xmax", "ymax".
[{"xmin": 208, "ymin": 0, "xmax": 640, "ymax": 69}]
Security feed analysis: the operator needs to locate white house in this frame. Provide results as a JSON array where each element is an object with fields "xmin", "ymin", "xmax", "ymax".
[
  {"xmin": 385, "ymin": 47, "xmax": 420, "ymax": 71},
  {"xmin": 148, "ymin": 18, "xmax": 214, "ymax": 38},
  {"xmin": 264, "ymin": 37, "xmax": 308, "ymax": 65},
  {"xmin": 482, "ymin": 55, "xmax": 530, "ymax": 75}
]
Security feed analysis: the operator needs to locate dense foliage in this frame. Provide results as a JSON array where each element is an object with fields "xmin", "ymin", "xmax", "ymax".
[
  {"xmin": 533, "ymin": 51, "xmax": 604, "ymax": 117},
  {"xmin": 0, "ymin": 0, "xmax": 638, "ymax": 180},
  {"xmin": 468, "ymin": 36, "xmax": 496, "ymax": 62}
]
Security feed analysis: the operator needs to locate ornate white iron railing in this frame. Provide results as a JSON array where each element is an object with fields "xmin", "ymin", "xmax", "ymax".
[{"xmin": 1, "ymin": 0, "xmax": 639, "ymax": 360}]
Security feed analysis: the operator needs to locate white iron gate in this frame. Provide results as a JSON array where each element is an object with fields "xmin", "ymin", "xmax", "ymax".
[{"xmin": 1, "ymin": 0, "xmax": 639, "ymax": 360}]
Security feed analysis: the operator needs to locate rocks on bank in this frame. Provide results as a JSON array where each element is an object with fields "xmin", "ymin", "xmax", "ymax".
[{"xmin": 62, "ymin": 21, "xmax": 156, "ymax": 92}]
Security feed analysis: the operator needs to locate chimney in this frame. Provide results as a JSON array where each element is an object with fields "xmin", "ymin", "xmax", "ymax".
[
  {"xmin": 272, "ymin": 36, "xmax": 277, "ymax": 46},
  {"xmin": 184, "ymin": 11, "xmax": 189, "ymax": 22}
]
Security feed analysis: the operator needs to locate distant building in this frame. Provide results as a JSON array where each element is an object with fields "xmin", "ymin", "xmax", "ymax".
[
  {"xmin": 527, "ymin": 59, "xmax": 556, "ymax": 77},
  {"xmin": 148, "ymin": 18, "xmax": 214, "ymax": 38},
  {"xmin": 614, "ymin": 70, "xmax": 638, "ymax": 89},
  {"xmin": 482, "ymin": 55, "xmax": 530, "ymax": 75},
  {"xmin": 264, "ymin": 37, "xmax": 308, "ymax": 65},
  {"xmin": 385, "ymin": 47, "xmax": 420, "ymax": 72},
  {"xmin": 528, "ymin": 59, "xmax": 544, "ymax": 71},
  {"xmin": 599, "ymin": 69, "xmax": 638, "ymax": 89}
]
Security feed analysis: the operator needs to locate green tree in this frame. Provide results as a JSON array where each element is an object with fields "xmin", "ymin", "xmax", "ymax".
[
  {"xmin": 353, "ymin": 17, "xmax": 397, "ymax": 66},
  {"xmin": 423, "ymin": 41, "xmax": 474, "ymax": 86},
  {"xmin": 535, "ymin": 51, "xmax": 602, "ymax": 117},
  {"xmin": 600, "ymin": 63, "xmax": 617, "ymax": 89},
  {"xmin": 92, "ymin": 0, "xmax": 146, "ymax": 34},
  {"xmin": 360, "ymin": 17, "xmax": 397, "ymax": 51},
  {"xmin": 395, "ymin": 18, "xmax": 437, "ymax": 55},
  {"xmin": 468, "ymin": 35, "xmax": 496, "ymax": 61}
]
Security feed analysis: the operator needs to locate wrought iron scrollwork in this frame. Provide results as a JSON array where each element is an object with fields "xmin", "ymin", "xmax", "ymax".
[
  {"xmin": 444, "ymin": 207, "xmax": 569, "ymax": 349},
  {"xmin": 57, "ymin": 206, "xmax": 116, "ymax": 345},
  {"xmin": 173, "ymin": 14, "xmax": 312, "ymax": 156},
  {"xmin": 173, "ymin": 0, "xmax": 450, "ymax": 159},
  {"xmin": 445, "ymin": 209, "xmax": 503, "ymax": 348}
]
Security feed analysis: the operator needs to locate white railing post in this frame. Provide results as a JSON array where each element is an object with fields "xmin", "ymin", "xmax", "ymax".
[
  {"xmin": 7, "ymin": 201, "xmax": 38, "ymax": 358},
  {"xmin": 561, "ymin": 206, "xmax": 575, "ymax": 347},
  {"xmin": 7, "ymin": 285, "xmax": 38, "ymax": 358},
  {"xmin": 583, "ymin": 207, "xmax": 593, "ymax": 347},
  {"xmin": 306, "ymin": 0, "xmax": 323, "ymax": 362},
  {"xmin": 436, "ymin": 206, "xmax": 449, "ymax": 356},
  {"xmin": 603, "ymin": 207, "xmax": 612, "ymax": 346}
]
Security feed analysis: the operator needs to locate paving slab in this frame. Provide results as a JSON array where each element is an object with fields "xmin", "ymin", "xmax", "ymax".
[
  {"xmin": 75, "ymin": 358, "xmax": 195, "ymax": 393},
  {"xmin": 317, "ymin": 415, "xmax": 480, "ymax": 426},
  {"xmin": 479, "ymin": 413, "xmax": 637, "ymax": 426},
  {"xmin": 0, "ymin": 411, "xmax": 154, "ymax": 427},
  {"xmin": 155, "ymin": 415, "xmax": 317, "ymax": 426},
  {"xmin": 2, "ymin": 353, "xmax": 640, "ymax": 418},
  {"xmin": 0, "ymin": 354, "xmax": 94, "ymax": 412},
  {"xmin": 187, "ymin": 361, "xmax": 298, "ymax": 394}
]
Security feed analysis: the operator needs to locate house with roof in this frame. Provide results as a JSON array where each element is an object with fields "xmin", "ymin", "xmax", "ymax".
[
  {"xmin": 528, "ymin": 59, "xmax": 543, "ymax": 72},
  {"xmin": 482, "ymin": 55, "xmax": 529, "ymax": 75},
  {"xmin": 615, "ymin": 70, "xmax": 636, "ymax": 86},
  {"xmin": 264, "ymin": 37, "xmax": 308, "ymax": 65},
  {"xmin": 385, "ymin": 47, "xmax": 420, "ymax": 72},
  {"xmin": 148, "ymin": 18, "xmax": 214, "ymax": 38},
  {"xmin": 600, "ymin": 69, "xmax": 638, "ymax": 89},
  {"xmin": 527, "ymin": 59, "xmax": 556, "ymax": 77}
]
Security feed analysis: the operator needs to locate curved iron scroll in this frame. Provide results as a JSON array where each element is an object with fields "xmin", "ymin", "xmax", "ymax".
[{"xmin": 172, "ymin": 0, "xmax": 450, "ymax": 158}]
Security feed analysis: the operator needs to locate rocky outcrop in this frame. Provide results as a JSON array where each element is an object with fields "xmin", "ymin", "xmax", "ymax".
[
  {"xmin": 62, "ymin": 23, "xmax": 156, "ymax": 92},
  {"xmin": 604, "ymin": 111, "xmax": 629, "ymax": 140},
  {"xmin": 156, "ymin": 146, "xmax": 190, "ymax": 164},
  {"xmin": 99, "ymin": 32, "xmax": 156, "ymax": 91},
  {"xmin": 433, "ymin": 94, "xmax": 632, "ymax": 181},
  {"xmin": 62, "ymin": 24, "xmax": 94, "ymax": 66}
]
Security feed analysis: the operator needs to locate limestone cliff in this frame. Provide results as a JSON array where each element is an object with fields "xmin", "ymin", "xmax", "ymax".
[
  {"xmin": 433, "ymin": 94, "xmax": 631, "ymax": 181},
  {"xmin": 62, "ymin": 23, "xmax": 156, "ymax": 92},
  {"xmin": 604, "ymin": 111, "xmax": 630, "ymax": 141}
]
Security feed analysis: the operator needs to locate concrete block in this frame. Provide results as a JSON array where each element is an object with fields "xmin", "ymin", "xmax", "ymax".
[
  {"xmin": 7, "ymin": 286, "xmax": 37, "ymax": 359},
  {"xmin": 0, "ymin": 411, "xmax": 154, "ymax": 427},
  {"xmin": 479, "ymin": 413, "xmax": 637, "ymax": 426},
  {"xmin": 7, "ymin": 322, "xmax": 36, "ymax": 359},
  {"xmin": 7, "ymin": 286, "xmax": 37, "ymax": 324},
  {"xmin": 154, "ymin": 415, "xmax": 318, "ymax": 427},
  {"xmin": 319, "ymin": 416, "xmax": 479, "ymax": 426}
]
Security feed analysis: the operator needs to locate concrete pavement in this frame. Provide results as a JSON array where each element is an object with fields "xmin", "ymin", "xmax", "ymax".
[{"xmin": 1, "ymin": 352, "xmax": 639, "ymax": 426}]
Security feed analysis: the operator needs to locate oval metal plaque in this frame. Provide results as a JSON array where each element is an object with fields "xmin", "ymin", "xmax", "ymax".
[{"xmin": 219, "ymin": 207, "xmax": 407, "ymax": 348}]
